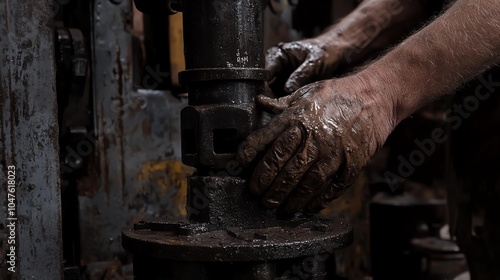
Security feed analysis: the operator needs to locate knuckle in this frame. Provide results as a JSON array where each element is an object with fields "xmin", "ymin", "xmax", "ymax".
[
  {"xmin": 314, "ymin": 167, "xmax": 330, "ymax": 184},
  {"xmin": 287, "ymin": 125, "xmax": 303, "ymax": 141},
  {"xmin": 257, "ymin": 160, "xmax": 277, "ymax": 187},
  {"xmin": 296, "ymin": 177, "xmax": 319, "ymax": 195},
  {"xmin": 271, "ymin": 145, "xmax": 286, "ymax": 161},
  {"xmin": 281, "ymin": 167, "xmax": 300, "ymax": 184},
  {"xmin": 266, "ymin": 46, "xmax": 281, "ymax": 56},
  {"xmin": 293, "ymin": 154, "xmax": 306, "ymax": 169},
  {"xmin": 272, "ymin": 185, "xmax": 291, "ymax": 198},
  {"xmin": 263, "ymin": 151, "xmax": 280, "ymax": 172}
]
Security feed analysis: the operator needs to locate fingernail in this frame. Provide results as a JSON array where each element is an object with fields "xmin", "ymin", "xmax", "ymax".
[
  {"xmin": 256, "ymin": 95, "xmax": 269, "ymax": 102},
  {"xmin": 262, "ymin": 198, "xmax": 280, "ymax": 209},
  {"xmin": 284, "ymin": 82, "xmax": 298, "ymax": 94}
]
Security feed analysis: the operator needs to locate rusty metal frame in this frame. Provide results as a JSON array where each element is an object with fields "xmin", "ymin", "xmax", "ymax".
[
  {"xmin": 0, "ymin": 0, "xmax": 64, "ymax": 279},
  {"xmin": 80, "ymin": 0, "xmax": 189, "ymax": 264}
]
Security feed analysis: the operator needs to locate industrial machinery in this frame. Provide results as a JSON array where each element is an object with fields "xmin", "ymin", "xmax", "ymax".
[{"xmin": 122, "ymin": 0, "xmax": 353, "ymax": 279}]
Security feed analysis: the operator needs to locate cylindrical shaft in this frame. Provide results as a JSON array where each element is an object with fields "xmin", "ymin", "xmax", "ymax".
[{"xmin": 180, "ymin": 0, "xmax": 268, "ymax": 170}]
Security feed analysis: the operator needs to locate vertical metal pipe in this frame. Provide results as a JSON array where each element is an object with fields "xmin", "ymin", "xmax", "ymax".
[
  {"xmin": 182, "ymin": 0, "xmax": 265, "ymax": 70},
  {"xmin": 182, "ymin": 0, "xmax": 266, "ymax": 104},
  {"xmin": 180, "ymin": 0, "xmax": 269, "ymax": 170}
]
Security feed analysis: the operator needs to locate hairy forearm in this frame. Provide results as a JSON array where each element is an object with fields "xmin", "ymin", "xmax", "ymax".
[
  {"xmin": 318, "ymin": 0, "xmax": 433, "ymax": 64},
  {"xmin": 357, "ymin": 0, "xmax": 500, "ymax": 122}
]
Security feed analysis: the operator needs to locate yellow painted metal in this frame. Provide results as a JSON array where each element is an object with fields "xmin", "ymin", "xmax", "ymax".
[
  {"xmin": 138, "ymin": 160, "xmax": 194, "ymax": 216},
  {"xmin": 169, "ymin": 13, "xmax": 185, "ymax": 87}
]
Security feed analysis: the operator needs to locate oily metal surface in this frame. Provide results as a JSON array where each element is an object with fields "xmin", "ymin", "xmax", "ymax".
[
  {"xmin": 122, "ymin": 217, "xmax": 352, "ymax": 262},
  {"xmin": 180, "ymin": 0, "xmax": 267, "ymax": 171},
  {"xmin": 186, "ymin": 176, "xmax": 280, "ymax": 229}
]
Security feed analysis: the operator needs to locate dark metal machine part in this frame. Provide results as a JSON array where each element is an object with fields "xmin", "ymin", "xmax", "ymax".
[{"xmin": 123, "ymin": 1, "xmax": 353, "ymax": 279}]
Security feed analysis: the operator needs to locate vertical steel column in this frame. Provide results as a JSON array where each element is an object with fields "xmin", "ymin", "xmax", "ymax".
[
  {"xmin": 180, "ymin": 0, "xmax": 269, "ymax": 171},
  {"xmin": 0, "ymin": 1, "xmax": 63, "ymax": 279}
]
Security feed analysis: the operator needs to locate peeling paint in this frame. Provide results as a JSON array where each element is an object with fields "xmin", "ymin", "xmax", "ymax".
[
  {"xmin": 137, "ymin": 160, "xmax": 194, "ymax": 216},
  {"xmin": 0, "ymin": 0, "xmax": 63, "ymax": 278},
  {"xmin": 80, "ymin": 0, "xmax": 189, "ymax": 263},
  {"xmin": 141, "ymin": 117, "xmax": 151, "ymax": 136}
]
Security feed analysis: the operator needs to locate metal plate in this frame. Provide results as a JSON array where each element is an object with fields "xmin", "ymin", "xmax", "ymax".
[{"xmin": 123, "ymin": 217, "xmax": 352, "ymax": 262}]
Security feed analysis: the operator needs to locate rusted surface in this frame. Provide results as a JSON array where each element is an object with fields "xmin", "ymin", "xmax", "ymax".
[
  {"xmin": 137, "ymin": 160, "xmax": 193, "ymax": 216},
  {"xmin": 80, "ymin": 90, "xmax": 188, "ymax": 263},
  {"xmin": 77, "ymin": 163, "xmax": 100, "ymax": 198},
  {"xmin": 102, "ymin": 257, "xmax": 123, "ymax": 280},
  {"xmin": 80, "ymin": 0, "xmax": 189, "ymax": 264},
  {"xmin": 0, "ymin": 0, "xmax": 63, "ymax": 279}
]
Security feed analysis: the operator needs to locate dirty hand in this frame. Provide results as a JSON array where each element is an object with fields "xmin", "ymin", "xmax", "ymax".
[
  {"xmin": 238, "ymin": 77, "xmax": 396, "ymax": 213},
  {"xmin": 267, "ymin": 35, "xmax": 349, "ymax": 94}
]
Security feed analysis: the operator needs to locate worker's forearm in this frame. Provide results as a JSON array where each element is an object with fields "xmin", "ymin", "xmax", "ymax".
[
  {"xmin": 357, "ymin": 0, "xmax": 500, "ymax": 123},
  {"xmin": 318, "ymin": 0, "xmax": 431, "ymax": 64}
]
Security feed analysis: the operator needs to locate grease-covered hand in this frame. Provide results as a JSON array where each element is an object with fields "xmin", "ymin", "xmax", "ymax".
[
  {"xmin": 237, "ymin": 77, "xmax": 396, "ymax": 213},
  {"xmin": 267, "ymin": 36, "xmax": 348, "ymax": 94}
]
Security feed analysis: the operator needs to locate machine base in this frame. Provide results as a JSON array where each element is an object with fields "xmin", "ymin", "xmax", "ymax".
[{"xmin": 123, "ymin": 215, "xmax": 352, "ymax": 279}]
